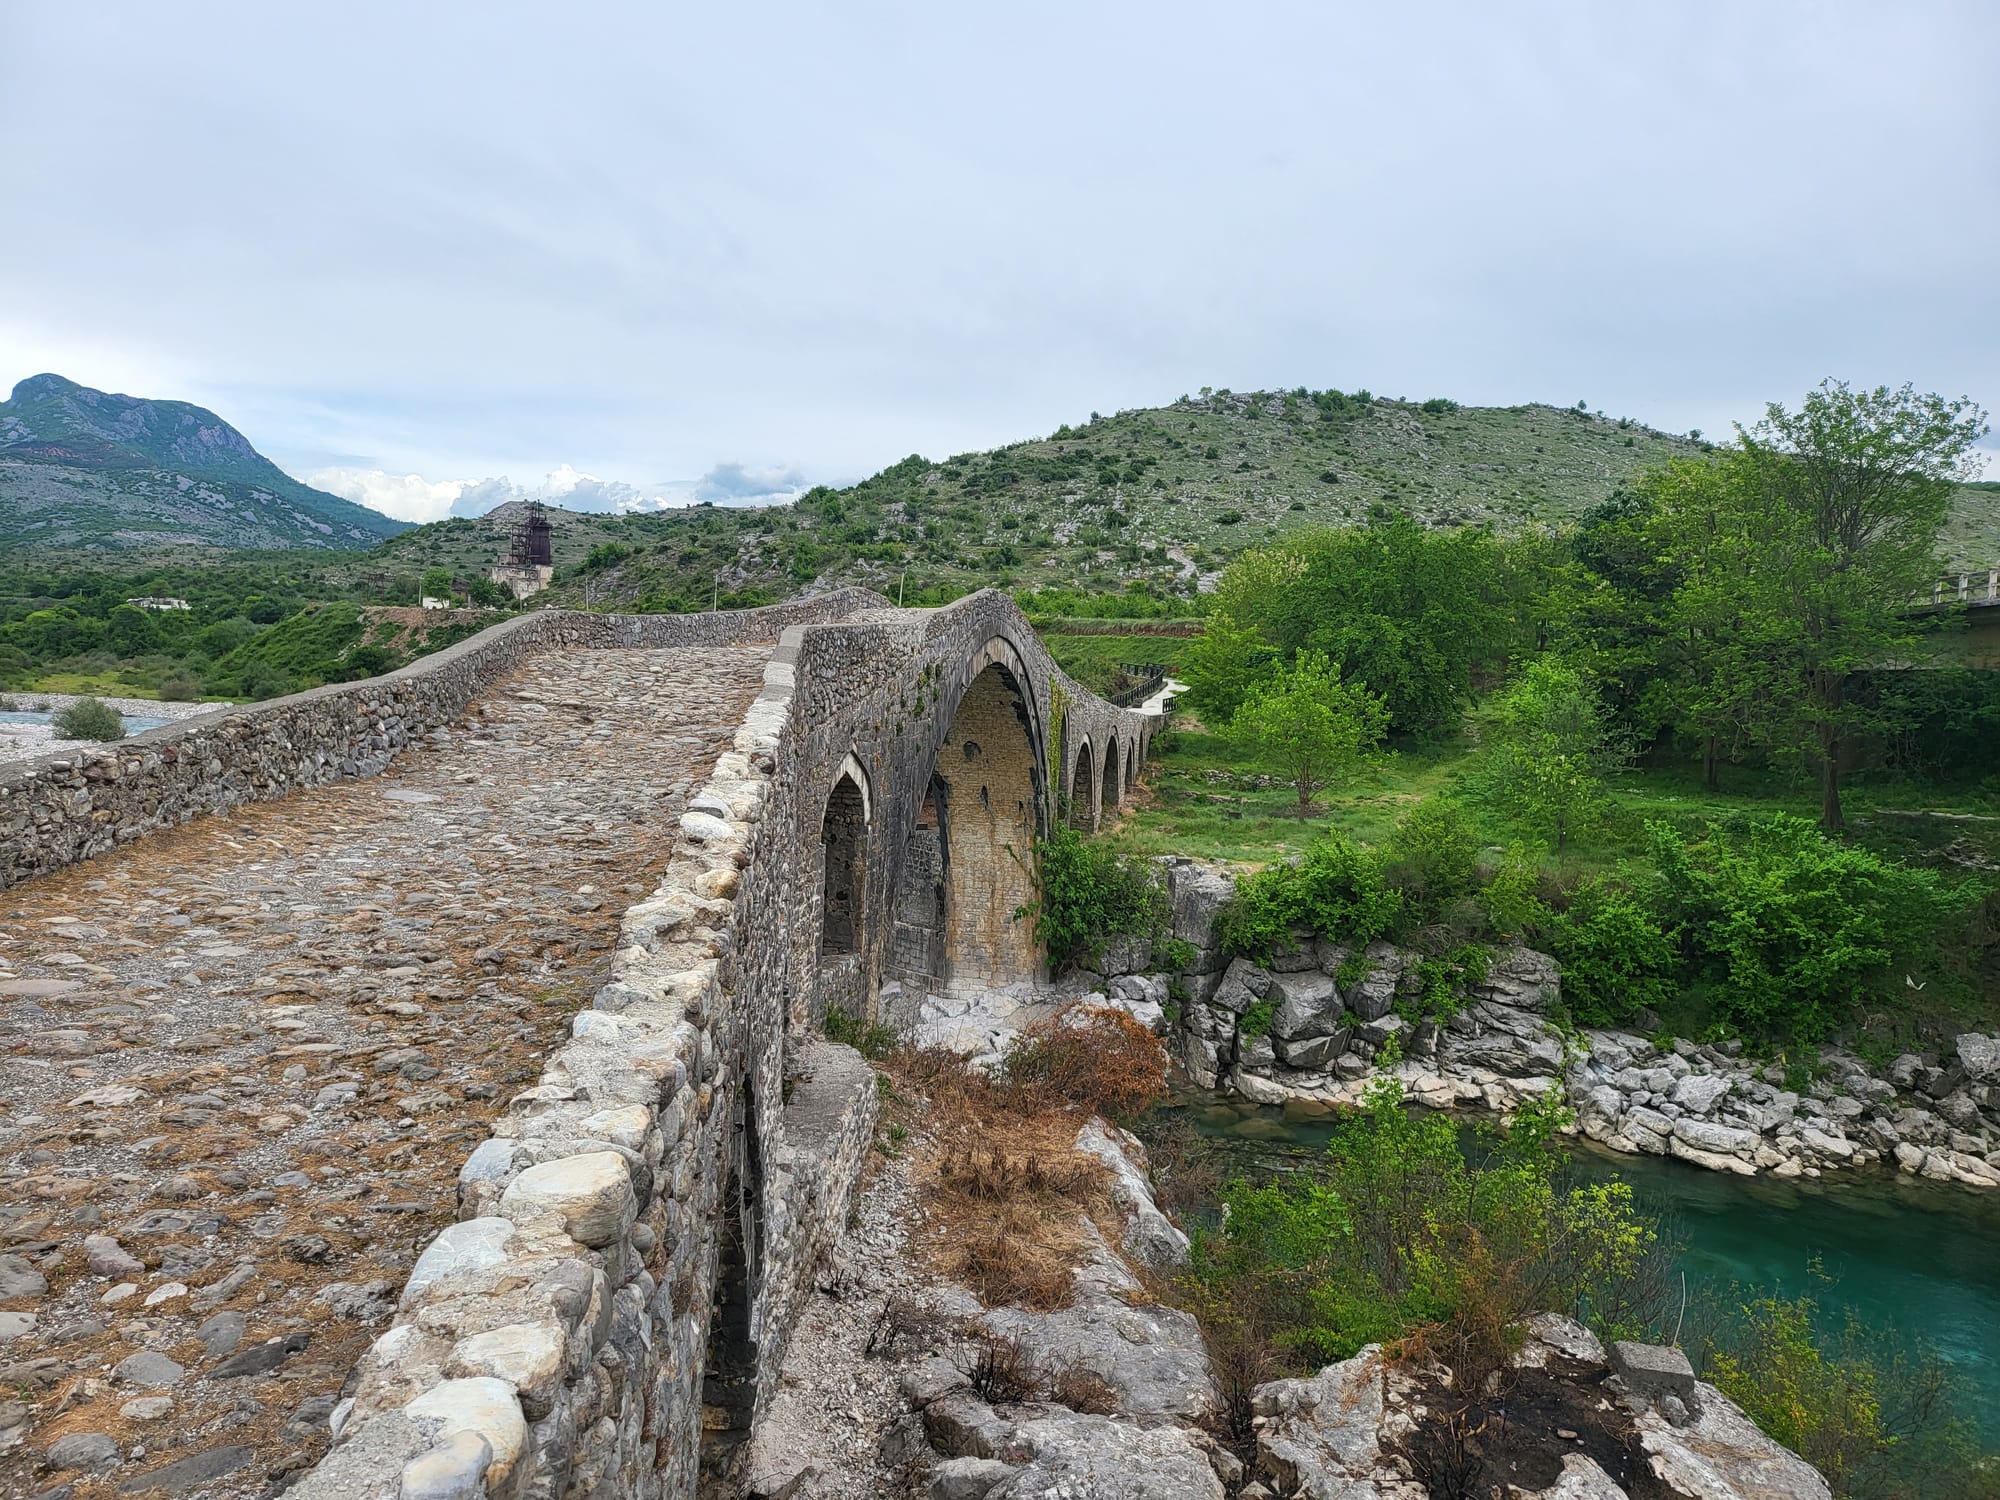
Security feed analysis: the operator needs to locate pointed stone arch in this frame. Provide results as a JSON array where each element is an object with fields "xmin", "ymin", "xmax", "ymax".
[
  {"xmin": 1068, "ymin": 736, "xmax": 1096, "ymax": 830},
  {"xmin": 818, "ymin": 755, "xmax": 871, "ymax": 960},
  {"xmin": 910, "ymin": 644, "xmax": 1046, "ymax": 993},
  {"xmin": 1100, "ymin": 734, "xmax": 1121, "ymax": 822}
]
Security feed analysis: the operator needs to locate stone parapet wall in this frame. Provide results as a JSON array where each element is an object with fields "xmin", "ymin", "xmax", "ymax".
[
  {"xmin": 0, "ymin": 589, "xmax": 889, "ymax": 890},
  {"xmin": 288, "ymin": 605, "xmax": 891, "ymax": 1500}
]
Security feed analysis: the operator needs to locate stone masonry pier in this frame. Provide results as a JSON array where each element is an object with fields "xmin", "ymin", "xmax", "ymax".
[{"xmin": 0, "ymin": 590, "xmax": 1156, "ymax": 1500}]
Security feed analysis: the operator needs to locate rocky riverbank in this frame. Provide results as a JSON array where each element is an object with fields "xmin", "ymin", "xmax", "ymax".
[
  {"xmin": 760, "ymin": 1035, "xmax": 1833, "ymax": 1499},
  {"xmin": 1066, "ymin": 859, "xmax": 2000, "ymax": 1192}
]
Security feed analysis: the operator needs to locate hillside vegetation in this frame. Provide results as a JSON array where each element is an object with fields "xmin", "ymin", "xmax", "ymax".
[{"xmin": 372, "ymin": 390, "xmax": 1992, "ymax": 612}]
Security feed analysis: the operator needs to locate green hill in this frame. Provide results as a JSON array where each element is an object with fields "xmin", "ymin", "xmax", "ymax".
[
  {"xmin": 0, "ymin": 374, "xmax": 409, "ymax": 551},
  {"xmin": 356, "ymin": 390, "xmax": 1997, "ymax": 612}
]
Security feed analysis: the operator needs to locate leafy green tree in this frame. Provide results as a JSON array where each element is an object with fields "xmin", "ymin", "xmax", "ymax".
[
  {"xmin": 1728, "ymin": 381, "xmax": 1986, "ymax": 828},
  {"xmin": 1475, "ymin": 658, "xmax": 1626, "ymax": 855},
  {"xmin": 420, "ymin": 566, "xmax": 456, "ymax": 602},
  {"xmin": 1179, "ymin": 612, "xmax": 1273, "ymax": 726},
  {"xmin": 1231, "ymin": 649, "xmax": 1388, "ymax": 819},
  {"xmin": 1268, "ymin": 518, "xmax": 1498, "ymax": 737}
]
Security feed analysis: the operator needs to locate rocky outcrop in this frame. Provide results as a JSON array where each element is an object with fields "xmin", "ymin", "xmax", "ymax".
[
  {"xmin": 1250, "ymin": 1318, "xmax": 1831, "ymax": 1500},
  {"xmin": 883, "ymin": 1120, "xmax": 1234, "ymax": 1500},
  {"xmin": 1130, "ymin": 860, "xmax": 2000, "ymax": 1190}
]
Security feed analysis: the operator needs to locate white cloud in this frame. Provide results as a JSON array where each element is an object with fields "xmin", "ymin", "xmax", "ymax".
[
  {"xmin": 310, "ymin": 466, "xmax": 465, "ymax": 523},
  {"xmin": 310, "ymin": 461, "xmax": 811, "ymax": 523},
  {"xmin": 7, "ymin": 4, "xmax": 1996, "ymax": 490}
]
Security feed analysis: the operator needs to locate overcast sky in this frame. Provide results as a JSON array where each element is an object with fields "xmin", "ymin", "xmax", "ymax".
[{"xmin": 3, "ymin": 2, "xmax": 1996, "ymax": 521}]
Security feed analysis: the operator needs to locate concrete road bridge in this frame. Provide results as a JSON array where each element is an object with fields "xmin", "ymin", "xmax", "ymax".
[{"xmin": 0, "ymin": 589, "xmax": 1159, "ymax": 1500}]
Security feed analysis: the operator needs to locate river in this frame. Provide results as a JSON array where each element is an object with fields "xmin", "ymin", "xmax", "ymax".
[{"xmin": 1179, "ymin": 1095, "xmax": 2000, "ymax": 1440}]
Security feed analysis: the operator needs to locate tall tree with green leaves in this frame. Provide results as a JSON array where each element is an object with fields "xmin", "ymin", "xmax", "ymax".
[
  {"xmin": 1730, "ymin": 381, "xmax": 1987, "ymax": 829},
  {"xmin": 1232, "ymin": 649, "xmax": 1389, "ymax": 819},
  {"xmin": 1475, "ymin": 657, "xmax": 1626, "ymax": 855},
  {"xmin": 1179, "ymin": 612, "xmax": 1274, "ymax": 727}
]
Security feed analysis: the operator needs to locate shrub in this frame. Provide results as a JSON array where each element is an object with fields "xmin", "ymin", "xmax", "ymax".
[
  {"xmin": 1381, "ymin": 799, "xmax": 1480, "ymax": 916},
  {"xmin": 1025, "ymin": 819, "xmax": 1166, "ymax": 971},
  {"xmin": 238, "ymin": 663, "xmax": 294, "ymax": 701},
  {"xmin": 1647, "ymin": 815, "xmax": 1974, "ymax": 1042},
  {"xmin": 1002, "ymin": 1003, "xmax": 1169, "ymax": 1120},
  {"xmin": 1477, "ymin": 844, "xmax": 1549, "ymax": 939},
  {"xmin": 1216, "ymin": 832, "xmax": 1403, "ymax": 960},
  {"xmin": 1182, "ymin": 1080, "xmax": 1665, "ymax": 1393},
  {"xmin": 50, "ymin": 697, "xmax": 125, "ymax": 742},
  {"xmin": 822, "ymin": 1005, "xmax": 898, "ymax": 1060},
  {"xmin": 157, "ymin": 675, "xmax": 201, "ymax": 702},
  {"xmin": 1547, "ymin": 879, "xmax": 1678, "ymax": 1027}
]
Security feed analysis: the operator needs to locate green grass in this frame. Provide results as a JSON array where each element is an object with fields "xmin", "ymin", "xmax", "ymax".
[{"xmin": 1107, "ymin": 718, "xmax": 2000, "ymax": 876}]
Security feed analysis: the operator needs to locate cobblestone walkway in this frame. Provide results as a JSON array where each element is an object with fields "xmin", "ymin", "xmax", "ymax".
[{"xmin": 0, "ymin": 645, "xmax": 772, "ymax": 1499}]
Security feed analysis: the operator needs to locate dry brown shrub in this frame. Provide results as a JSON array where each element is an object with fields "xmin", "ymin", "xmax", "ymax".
[
  {"xmin": 1000, "ymin": 1003, "xmax": 1170, "ymax": 1119},
  {"xmin": 882, "ymin": 1041, "xmax": 1124, "ymax": 1312},
  {"xmin": 1045, "ymin": 1359, "xmax": 1121, "ymax": 1415},
  {"xmin": 961, "ymin": 1330, "xmax": 1046, "ymax": 1405}
]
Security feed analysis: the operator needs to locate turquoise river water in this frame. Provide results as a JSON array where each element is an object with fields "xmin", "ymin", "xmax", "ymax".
[{"xmin": 1183, "ymin": 1096, "xmax": 2000, "ymax": 1440}]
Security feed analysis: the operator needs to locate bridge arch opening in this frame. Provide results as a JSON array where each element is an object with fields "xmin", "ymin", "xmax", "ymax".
[
  {"xmin": 1068, "ymin": 740, "xmax": 1096, "ymax": 830},
  {"xmin": 924, "ymin": 658, "xmax": 1042, "ymax": 993},
  {"xmin": 1101, "ymin": 735, "xmax": 1121, "ymax": 821},
  {"xmin": 818, "ymin": 758, "xmax": 870, "ymax": 960}
]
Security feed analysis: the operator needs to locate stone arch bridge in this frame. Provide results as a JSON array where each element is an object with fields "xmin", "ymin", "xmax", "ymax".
[{"xmin": 0, "ymin": 588, "xmax": 1158, "ymax": 1500}]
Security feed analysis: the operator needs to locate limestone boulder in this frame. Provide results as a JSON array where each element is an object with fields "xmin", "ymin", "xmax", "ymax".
[
  {"xmin": 1345, "ymin": 943, "xmax": 1406, "ymax": 1022},
  {"xmin": 1210, "ymin": 957, "xmax": 1273, "ymax": 1016},
  {"xmin": 1268, "ymin": 970, "xmax": 1343, "ymax": 1042},
  {"xmin": 981, "ymin": 1293, "xmax": 1217, "ymax": 1421},
  {"xmin": 1073, "ymin": 1118, "xmax": 1190, "ymax": 1270},
  {"xmin": 984, "ymin": 1412, "xmax": 1225, "ymax": 1500},
  {"xmin": 1470, "ymin": 944, "xmax": 1562, "ymax": 1012},
  {"xmin": 1957, "ymin": 1033, "xmax": 2000, "ymax": 1082},
  {"xmin": 1631, "ymin": 1382, "xmax": 1833, "ymax": 1500},
  {"xmin": 1252, "ymin": 1348, "xmax": 1422, "ymax": 1498},
  {"xmin": 1163, "ymin": 860, "xmax": 1235, "ymax": 972}
]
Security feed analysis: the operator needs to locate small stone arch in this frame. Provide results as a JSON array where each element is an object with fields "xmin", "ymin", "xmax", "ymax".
[
  {"xmin": 818, "ymin": 755, "xmax": 871, "ymax": 960},
  {"xmin": 1068, "ymin": 737, "xmax": 1096, "ymax": 830},
  {"xmin": 1100, "ymin": 734, "xmax": 1121, "ymax": 821}
]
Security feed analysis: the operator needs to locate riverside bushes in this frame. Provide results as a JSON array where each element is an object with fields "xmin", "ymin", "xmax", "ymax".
[
  {"xmin": 1646, "ymin": 815, "xmax": 1974, "ymax": 1043},
  {"xmin": 1179, "ymin": 1080, "xmax": 1668, "ymax": 1401},
  {"xmin": 1026, "ymin": 817, "xmax": 1167, "ymax": 970},
  {"xmin": 1210, "ymin": 797, "xmax": 1982, "ymax": 1045}
]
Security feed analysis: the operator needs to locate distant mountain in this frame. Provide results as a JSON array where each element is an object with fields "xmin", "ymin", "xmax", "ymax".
[{"xmin": 0, "ymin": 373, "xmax": 410, "ymax": 552}]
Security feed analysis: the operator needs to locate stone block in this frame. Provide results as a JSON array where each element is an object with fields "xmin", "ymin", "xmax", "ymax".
[
  {"xmin": 404, "ymin": 1378, "xmax": 529, "ymax": 1498},
  {"xmin": 404, "ymin": 1219, "xmax": 517, "ymax": 1305},
  {"xmin": 1608, "ymin": 1340, "xmax": 1695, "ymax": 1401},
  {"xmin": 444, "ymin": 1320, "xmax": 568, "ymax": 1420},
  {"xmin": 400, "ymin": 1430, "xmax": 493, "ymax": 1500},
  {"xmin": 500, "ymin": 1152, "xmax": 636, "ymax": 1247}
]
